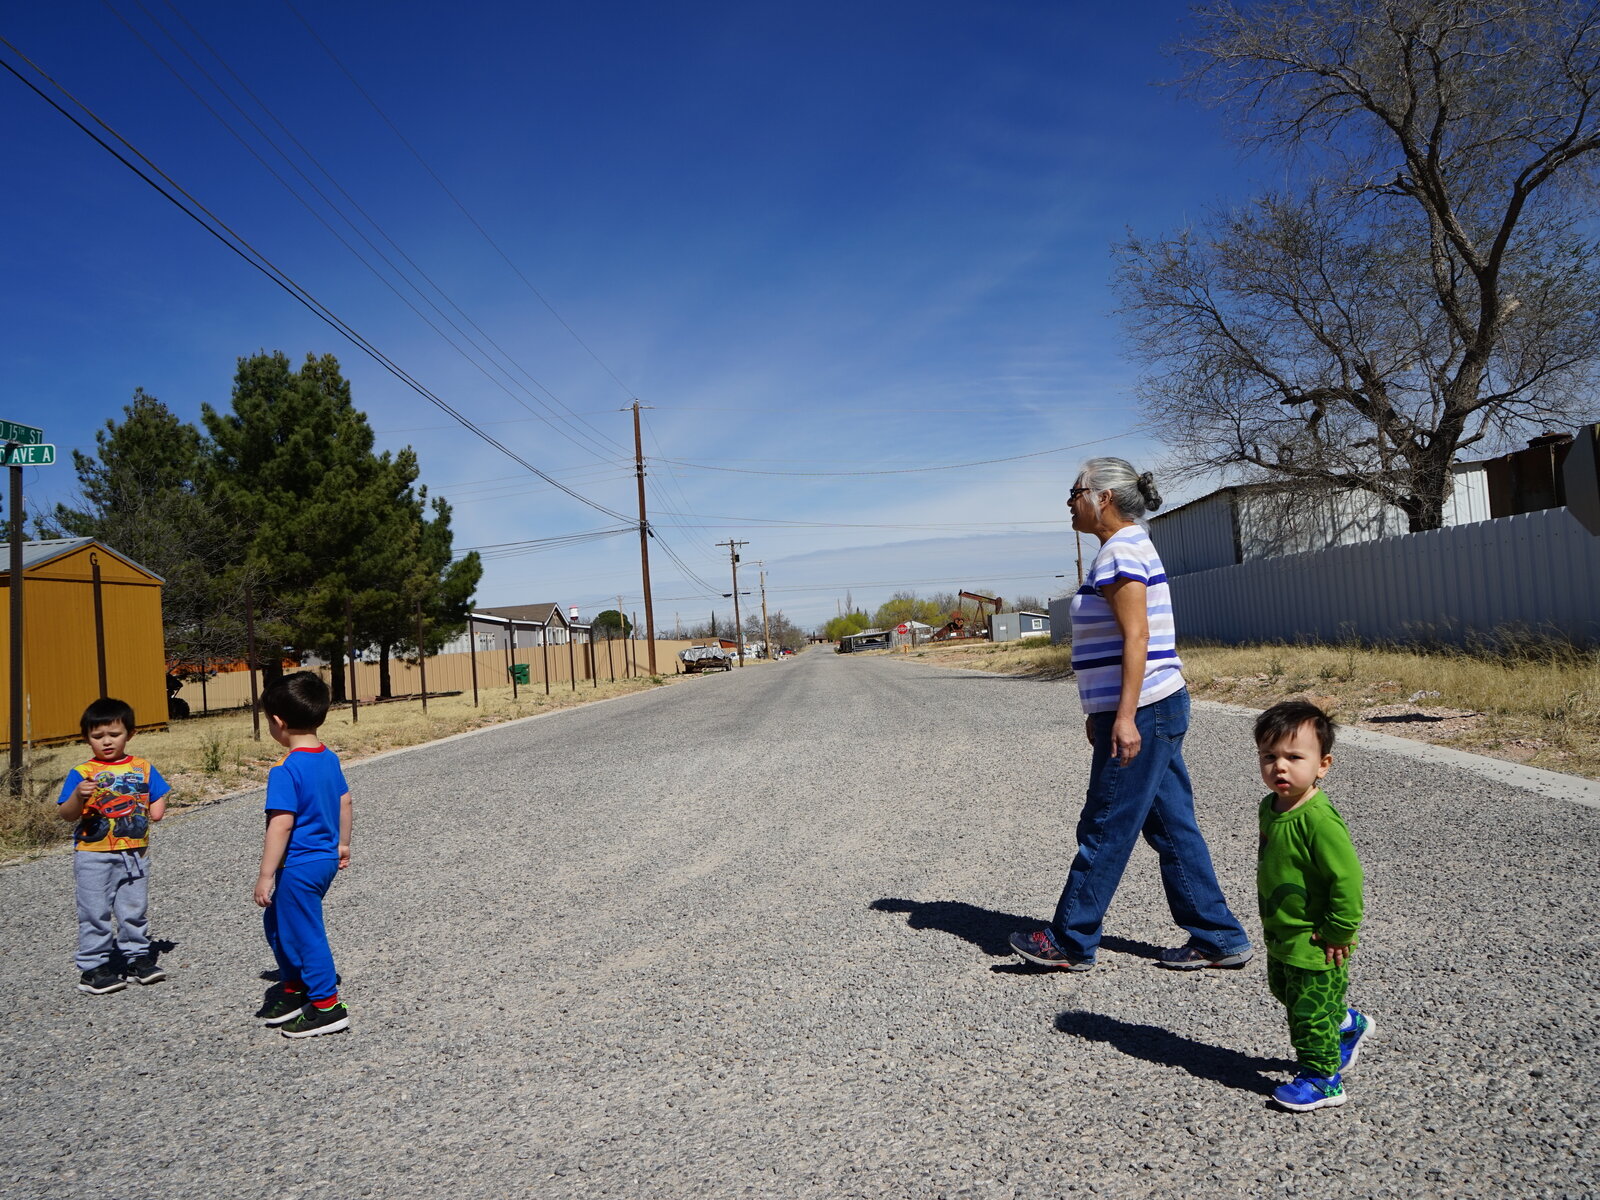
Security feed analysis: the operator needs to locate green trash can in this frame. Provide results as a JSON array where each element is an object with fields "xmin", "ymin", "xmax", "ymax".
[{"xmin": 509, "ymin": 663, "xmax": 530, "ymax": 685}]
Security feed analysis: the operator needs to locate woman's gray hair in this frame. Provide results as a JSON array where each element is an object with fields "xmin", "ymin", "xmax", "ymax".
[{"xmin": 1078, "ymin": 457, "xmax": 1163, "ymax": 520}]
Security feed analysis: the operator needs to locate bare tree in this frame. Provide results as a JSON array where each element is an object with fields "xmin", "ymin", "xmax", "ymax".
[{"xmin": 1119, "ymin": 0, "xmax": 1600, "ymax": 529}]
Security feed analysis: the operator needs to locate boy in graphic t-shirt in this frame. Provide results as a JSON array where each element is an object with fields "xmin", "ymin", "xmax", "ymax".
[
  {"xmin": 1255, "ymin": 700, "xmax": 1375, "ymax": 1112},
  {"xmin": 253, "ymin": 671, "xmax": 354, "ymax": 1039},
  {"xmin": 57, "ymin": 698, "xmax": 172, "ymax": 994}
]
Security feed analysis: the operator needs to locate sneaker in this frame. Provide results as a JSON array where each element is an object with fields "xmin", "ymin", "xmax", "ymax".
[
  {"xmin": 1340, "ymin": 1009, "xmax": 1375, "ymax": 1073},
  {"xmin": 127, "ymin": 955, "xmax": 166, "ymax": 985},
  {"xmin": 1008, "ymin": 929, "xmax": 1094, "ymax": 972},
  {"xmin": 1157, "ymin": 943, "xmax": 1254, "ymax": 970},
  {"xmin": 257, "ymin": 989, "xmax": 309, "ymax": 1026},
  {"xmin": 1272, "ymin": 1072, "xmax": 1347, "ymax": 1112},
  {"xmin": 280, "ymin": 1001, "xmax": 349, "ymax": 1039},
  {"xmin": 77, "ymin": 965, "xmax": 126, "ymax": 995}
]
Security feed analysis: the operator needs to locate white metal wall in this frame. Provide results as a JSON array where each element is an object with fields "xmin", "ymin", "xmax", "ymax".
[
  {"xmin": 1152, "ymin": 464, "xmax": 1496, "ymax": 577},
  {"xmin": 1167, "ymin": 506, "xmax": 1600, "ymax": 645}
]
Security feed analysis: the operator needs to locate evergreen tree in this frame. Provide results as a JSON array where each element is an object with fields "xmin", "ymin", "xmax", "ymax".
[{"xmin": 45, "ymin": 389, "xmax": 247, "ymax": 677}]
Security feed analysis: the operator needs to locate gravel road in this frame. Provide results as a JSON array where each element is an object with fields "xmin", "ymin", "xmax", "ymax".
[{"xmin": 3, "ymin": 650, "xmax": 1596, "ymax": 1199}]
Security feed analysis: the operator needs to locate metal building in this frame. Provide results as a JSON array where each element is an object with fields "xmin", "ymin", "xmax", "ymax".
[{"xmin": 0, "ymin": 539, "xmax": 167, "ymax": 747}]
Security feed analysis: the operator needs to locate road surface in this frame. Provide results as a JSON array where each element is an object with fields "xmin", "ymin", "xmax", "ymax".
[{"xmin": 3, "ymin": 651, "xmax": 1596, "ymax": 1199}]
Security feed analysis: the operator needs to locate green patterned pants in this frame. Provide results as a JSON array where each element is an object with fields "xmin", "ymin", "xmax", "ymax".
[{"xmin": 1267, "ymin": 958, "xmax": 1348, "ymax": 1077}]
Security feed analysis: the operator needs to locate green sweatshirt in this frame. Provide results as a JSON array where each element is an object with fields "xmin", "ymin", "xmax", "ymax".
[{"xmin": 1256, "ymin": 789, "xmax": 1364, "ymax": 970}]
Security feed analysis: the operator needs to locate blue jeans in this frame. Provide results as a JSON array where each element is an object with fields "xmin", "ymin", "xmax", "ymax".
[{"xmin": 1051, "ymin": 688, "xmax": 1250, "ymax": 961}]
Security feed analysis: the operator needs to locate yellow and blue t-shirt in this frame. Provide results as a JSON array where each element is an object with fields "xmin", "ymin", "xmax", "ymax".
[{"xmin": 57, "ymin": 755, "xmax": 171, "ymax": 853}]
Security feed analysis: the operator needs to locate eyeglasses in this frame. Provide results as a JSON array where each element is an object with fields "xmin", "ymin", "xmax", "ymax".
[{"xmin": 1068, "ymin": 486, "xmax": 1092, "ymax": 500}]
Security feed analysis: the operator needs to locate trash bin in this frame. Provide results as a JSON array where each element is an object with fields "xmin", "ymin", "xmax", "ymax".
[{"xmin": 509, "ymin": 663, "xmax": 530, "ymax": 685}]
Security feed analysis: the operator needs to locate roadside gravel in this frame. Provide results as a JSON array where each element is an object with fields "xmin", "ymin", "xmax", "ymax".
[{"xmin": 2, "ymin": 651, "xmax": 1595, "ymax": 1199}]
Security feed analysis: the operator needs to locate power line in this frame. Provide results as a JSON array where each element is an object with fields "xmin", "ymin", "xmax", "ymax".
[
  {"xmin": 109, "ymin": 0, "xmax": 624, "ymax": 465},
  {"xmin": 0, "ymin": 36, "xmax": 634, "ymax": 525},
  {"xmin": 282, "ymin": 0, "xmax": 638, "ymax": 410},
  {"xmin": 657, "ymin": 433, "xmax": 1135, "ymax": 476}
]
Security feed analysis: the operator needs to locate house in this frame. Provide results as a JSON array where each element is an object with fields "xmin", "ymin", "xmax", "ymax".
[
  {"xmin": 989, "ymin": 610, "xmax": 1051, "ymax": 643},
  {"xmin": 0, "ymin": 539, "xmax": 166, "ymax": 746},
  {"xmin": 437, "ymin": 603, "xmax": 592, "ymax": 654},
  {"xmin": 1148, "ymin": 433, "xmax": 1576, "ymax": 577},
  {"xmin": 836, "ymin": 628, "xmax": 893, "ymax": 653}
]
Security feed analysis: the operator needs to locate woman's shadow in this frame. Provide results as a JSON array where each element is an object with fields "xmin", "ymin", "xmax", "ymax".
[
  {"xmin": 869, "ymin": 897, "xmax": 1164, "ymax": 973},
  {"xmin": 1055, "ymin": 1011, "xmax": 1294, "ymax": 1096}
]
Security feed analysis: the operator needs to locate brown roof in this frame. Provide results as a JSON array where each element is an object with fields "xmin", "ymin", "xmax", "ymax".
[{"xmin": 477, "ymin": 603, "xmax": 566, "ymax": 626}]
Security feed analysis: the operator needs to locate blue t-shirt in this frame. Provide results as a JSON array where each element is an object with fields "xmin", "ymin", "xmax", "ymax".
[{"xmin": 264, "ymin": 745, "xmax": 349, "ymax": 866}]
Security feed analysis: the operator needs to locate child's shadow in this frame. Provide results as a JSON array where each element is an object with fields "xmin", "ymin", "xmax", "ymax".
[
  {"xmin": 870, "ymin": 898, "xmax": 1164, "ymax": 971},
  {"xmin": 1055, "ymin": 1010, "xmax": 1294, "ymax": 1096}
]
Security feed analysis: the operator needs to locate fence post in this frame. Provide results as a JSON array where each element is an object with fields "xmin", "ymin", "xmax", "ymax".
[
  {"xmin": 245, "ymin": 587, "xmax": 261, "ymax": 740},
  {"xmin": 468, "ymin": 616, "xmax": 479, "ymax": 707},
  {"xmin": 345, "ymin": 596, "xmax": 359, "ymax": 724},
  {"xmin": 415, "ymin": 601, "xmax": 428, "ymax": 713}
]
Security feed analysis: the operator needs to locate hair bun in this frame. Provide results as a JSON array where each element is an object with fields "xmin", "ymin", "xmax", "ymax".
[{"xmin": 1137, "ymin": 471, "xmax": 1162, "ymax": 512}]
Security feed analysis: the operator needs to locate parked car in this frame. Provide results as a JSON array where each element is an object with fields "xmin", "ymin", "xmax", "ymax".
[{"xmin": 678, "ymin": 646, "xmax": 733, "ymax": 673}]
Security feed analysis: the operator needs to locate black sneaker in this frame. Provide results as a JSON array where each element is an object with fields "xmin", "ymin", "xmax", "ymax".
[
  {"xmin": 280, "ymin": 1001, "xmax": 349, "ymax": 1039},
  {"xmin": 78, "ymin": 965, "xmax": 126, "ymax": 995},
  {"xmin": 128, "ymin": 954, "xmax": 166, "ymax": 985},
  {"xmin": 257, "ymin": 988, "xmax": 309, "ymax": 1025}
]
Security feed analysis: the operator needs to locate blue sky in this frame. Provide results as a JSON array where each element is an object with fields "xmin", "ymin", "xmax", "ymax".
[{"xmin": 1, "ymin": 2, "xmax": 1261, "ymax": 630}]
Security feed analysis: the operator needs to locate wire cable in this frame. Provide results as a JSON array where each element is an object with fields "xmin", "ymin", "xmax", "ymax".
[
  {"xmin": 0, "ymin": 36, "xmax": 635, "ymax": 524},
  {"xmin": 282, "ymin": 0, "xmax": 638, "ymax": 415}
]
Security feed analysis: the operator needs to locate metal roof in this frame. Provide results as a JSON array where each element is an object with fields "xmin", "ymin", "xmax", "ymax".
[{"xmin": 0, "ymin": 538, "xmax": 165, "ymax": 582}]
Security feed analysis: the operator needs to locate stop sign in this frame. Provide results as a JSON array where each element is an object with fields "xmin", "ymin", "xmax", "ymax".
[{"xmin": 896, "ymin": 623, "xmax": 909, "ymax": 634}]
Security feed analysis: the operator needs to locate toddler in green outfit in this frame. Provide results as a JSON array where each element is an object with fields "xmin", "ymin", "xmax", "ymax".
[{"xmin": 1255, "ymin": 700, "xmax": 1374, "ymax": 1112}]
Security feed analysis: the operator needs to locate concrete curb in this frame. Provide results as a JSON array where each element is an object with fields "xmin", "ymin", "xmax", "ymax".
[
  {"xmin": 889, "ymin": 656, "xmax": 1600, "ymax": 811},
  {"xmin": 1195, "ymin": 698, "xmax": 1600, "ymax": 811}
]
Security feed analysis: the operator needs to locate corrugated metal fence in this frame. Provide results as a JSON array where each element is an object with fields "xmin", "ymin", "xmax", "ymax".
[{"xmin": 1168, "ymin": 507, "xmax": 1600, "ymax": 646}]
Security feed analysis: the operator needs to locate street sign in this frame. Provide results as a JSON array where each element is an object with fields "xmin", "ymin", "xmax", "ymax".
[
  {"xmin": 1, "ymin": 443, "xmax": 55, "ymax": 466},
  {"xmin": 0, "ymin": 420, "xmax": 43, "ymax": 445}
]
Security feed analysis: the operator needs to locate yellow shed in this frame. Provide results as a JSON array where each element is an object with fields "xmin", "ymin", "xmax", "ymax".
[{"xmin": 0, "ymin": 538, "xmax": 167, "ymax": 747}]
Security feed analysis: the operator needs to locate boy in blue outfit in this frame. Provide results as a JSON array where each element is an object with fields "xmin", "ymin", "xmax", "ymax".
[
  {"xmin": 253, "ymin": 671, "xmax": 353, "ymax": 1038},
  {"xmin": 1255, "ymin": 701, "xmax": 1374, "ymax": 1112},
  {"xmin": 57, "ymin": 698, "xmax": 171, "ymax": 994}
]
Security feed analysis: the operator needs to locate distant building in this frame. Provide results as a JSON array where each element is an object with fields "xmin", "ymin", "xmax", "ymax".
[{"xmin": 989, "ymin": 610, "xmax": 1050, "ymax": 643}]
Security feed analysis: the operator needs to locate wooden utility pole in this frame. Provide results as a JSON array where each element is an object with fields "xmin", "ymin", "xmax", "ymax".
[
  {"xmin": 467, "ymin": 615, "xmax": 479, "ymax": 707},
  {"xmin": 758, "ymin": 564, "xmax": 772, "ymax": 663},
  {"xmin": 718, "ymin": 540, "xmax": 749, "ymax": 666},
  {"xmin": 631, "ymin": 401, "xmax": 658, "ymax": 675}
]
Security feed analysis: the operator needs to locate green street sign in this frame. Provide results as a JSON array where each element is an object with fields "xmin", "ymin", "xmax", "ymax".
[
  {"xmin": 1, "ymin": 443, "xmax": 55, "ymax": 466},
  {"xmin": 0, "ymin": 420, "xmax": 44, "ymax": 445}
]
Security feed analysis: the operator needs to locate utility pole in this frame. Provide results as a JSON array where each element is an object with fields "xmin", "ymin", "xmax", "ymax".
[
  {"xmin": 631, "ymin": 401, "xmax": 658, "ymax": 675},
  {"xmin": 717, "ymin": 540, "xmax": 749, "ymax": 666},
  {"xmin": 758, "ymin": 563, "xmax": 772, "ymax": 662}
]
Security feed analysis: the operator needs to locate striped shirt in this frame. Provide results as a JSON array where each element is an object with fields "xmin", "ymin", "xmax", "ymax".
[{"xmin": 1070, "ymin": 525, "xmax": 1185, "ymax": 714}]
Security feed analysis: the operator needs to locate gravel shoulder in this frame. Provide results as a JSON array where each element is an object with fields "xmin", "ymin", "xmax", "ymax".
[{"xmin": 2, "ymin": 652, "xmax": 1596, "ymax": 1199}]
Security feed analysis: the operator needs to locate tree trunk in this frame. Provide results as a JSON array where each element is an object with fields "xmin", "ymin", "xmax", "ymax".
[{"xmin": 378, "ymin": 643, "xmax": 393, "ymax": 699}]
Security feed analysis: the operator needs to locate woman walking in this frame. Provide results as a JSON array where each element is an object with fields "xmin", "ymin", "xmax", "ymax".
[{"xmin": 1009, "ymin": 458, "xmax": 1253, "ymax": 972}]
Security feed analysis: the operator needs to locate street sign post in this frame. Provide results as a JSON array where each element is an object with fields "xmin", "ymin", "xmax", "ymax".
[
  {"xmin": 0, "ymin": 420, "xmax": 44, "ymax": 445},
  {"xmin": 1, "ymin": 418, "xmax": 45, "ymax": 793},
  {"xmin": 0, "ymin": 444, "xmax": 55, "ymax": 467}
]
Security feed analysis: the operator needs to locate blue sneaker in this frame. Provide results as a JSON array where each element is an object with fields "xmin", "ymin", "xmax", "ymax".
[
  {"xmin": 1340, "ymin": 1009, "xmax": 1375, "ymax": 1072},
  {"xmin": 1273, "ymin": 1072, "xmax": 1346, "ymax": 1112},
  {"xmin": 1007, "ymin": 929, "xmax": 1094, "ymax": 972}
]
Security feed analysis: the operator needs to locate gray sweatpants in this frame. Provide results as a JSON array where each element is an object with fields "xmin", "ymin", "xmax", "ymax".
[{"xmin": 72, "ymin": 850, "xmax": 150, "ymax": 970}]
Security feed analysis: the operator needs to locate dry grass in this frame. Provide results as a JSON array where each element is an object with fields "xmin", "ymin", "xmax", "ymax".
[
  {"xmin": 901, "ymin": 638, "xmax": 1600, "ymax": 780},
  {"xmin": 0, "ymin": 669, "xmax": 715, "ymax": 862}
]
